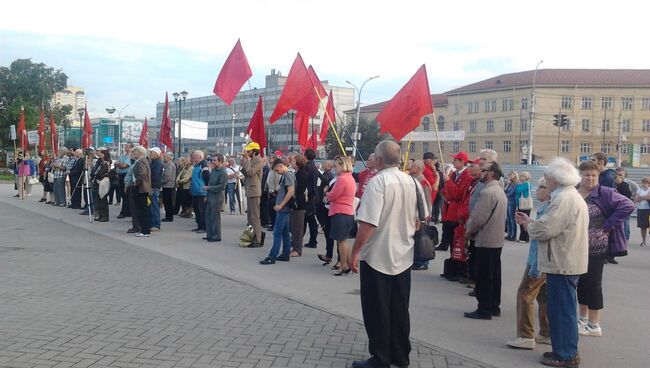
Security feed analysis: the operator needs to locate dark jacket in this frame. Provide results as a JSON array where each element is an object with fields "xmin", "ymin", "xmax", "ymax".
[
  {"xmin": 150, "ymin": 158, "xmax": 163, "ymax": 189},
  {"xmin": 294, "ymin": 168, "xmax": 309, "ymax": 210},
  {"xmin": 206, "ymin": 167, "xmax": 227, "ymax": 194},
  {"xmin": 599, "ymin": 169, "xmax": 617, "ymax": 188},
  {"xmin": 587, "ymin": 184, "xmax": 635, "ymax": 257}
]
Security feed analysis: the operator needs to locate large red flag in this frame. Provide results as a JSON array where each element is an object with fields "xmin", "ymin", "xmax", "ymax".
[
  {"xmin": 376, "ymin": 65, "xmax": 433, "ymax": 142},
  {"xmin": 139, "ymin": 117, "xmax": 149, "ymax": 148},
  {"xmin": 292, "ymin": 65, "xmax": 327, "ymax": 117},
  {"xmin": 294, "ymin": 111, "xmax": 310, "ymax": 148},
  {"xmin": 81, "ymin": 105, "xmax": 93, "ymax": 149},
  {"xmin": 18, "ymin": 107, "xmax": 27, "ymax": 153},
  {"xmin": 320, "ymin": 90, "xmax": 335, "ymax": 144},
  {"xmin": 269, "ymin": 53, "xmax": 314, "ymax": 123},
  {"xmin": 213, "ymin": 39, "xmax": 253, "ymax": 105},
  {"xmin": 246, "ymin": 96, "xmax": 267, "ymax": 156},
  {"xmin": 49, "ymin": 111, "xmax": 58, "ymax": 157},
  {"xmin": 38, "ymin": 110, "xmax": 46, "ymax": 154},
  {"xmin": 305, "ymin": 126, "xmax": 319, "ymax": 151},
  {"xmin": 159, "ymin": 92, "xmax": 174, "ymax": 151}
]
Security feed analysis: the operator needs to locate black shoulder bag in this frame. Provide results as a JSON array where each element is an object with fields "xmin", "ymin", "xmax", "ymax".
[{"xmin": 412, "ymin": 177, "xmax": 435, "ymax": 262}]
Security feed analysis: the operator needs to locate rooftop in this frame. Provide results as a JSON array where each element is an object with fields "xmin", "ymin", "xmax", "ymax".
[{"xmin": 349, "ymin": 94, "xmax": 448, "ymax": 114}]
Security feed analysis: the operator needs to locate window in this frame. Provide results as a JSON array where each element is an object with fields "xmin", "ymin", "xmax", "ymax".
[
  {"xmin": 601, "ymin": 143, "xmax": 611, "ymax": 154},
  {"xmin": 485, "ymin": 99, "xmax": 496, "ymax": 112},
  {"xmin": 621, "ymin": 97, "xmax": 633, "ymax": 110},
  {"xmin": 438, "ymin": 121, "xmax": 445, "ymax": 131},
  {"xmin": 502, "ymin": 98, "xmax": 514, "ymax": 111},
  {"xmin": 580, "ymin": 142, "xmax": 591, "ymax": 153},
  {"xmin": 641, "ymin": 144, "xmax": 650, "ymax": 155},
  {"xmin": 454, "ymin": 104, "xmax": 459, "ymax": 114},
  {"xmin": 423, "ymin": 142, "xmax": 429, "ymax": 152},
  {"xmin": 469, "ymin": 120, "xmax": 477, "ymax": 133},
  {"xmin": 485, "ymin": 141, "xmax": 493, "ymax": 150},
  {"xmin": 520, "ymin": 119, "xmax": 529, "ymax": 131},
  {"xmin": 469, "ymin": 141, "xmax": 477, "ymax": 153},
  {"xmin": 422, "ymin": 117, "xmax": 430, "ymax": 131},
  {"xmin": 521, "ymin": 97, "xmax": 528, "ymax": 110},
  {"xmin": 468, "ymin": 101, "xmax": 479, "ymax": 113},
  {"xmin": 561, "ymin": 97, "xmax": 572, "ymax": 109},
  {"xmin": 409, "ymin": 142, "xmax": 415, "ymax": 152},
  {"xmin": 561, "ymin": 140, "xmax": 570, "ymax": 153},
  {"xmin": 453, "ymin": 122, "xmax": 460, "ymax": 131},
  {"xmin": 642, "ymin": 98, "xmax": 650, "ymax": 110},
  {"xmin": 520, "ymin": 140, "xmax": 529, "ymax": 150},
  {"xmin": 621, "ymin": 119, "xmax": 630, "ymax": 133},
  {"xmin": 582, "ymin": 119, "xmax": 590, "ymax": 132},
  {"xmin": 601, "ymin": 97, "xmax": 612, "ymax": 109},
  {"xmin": 452, "ymin": 142, "xmax": 460, "ymax": 152},
  {"xmin": 561, "ymin": 119, "xmax": 571, "ymax": 131},
  {"xmin": 486, "ymin": 120, "xmax": 494, "ymax": 132},
  {"xmin": 621, "ymin": 144, "xmax": 629, "ymax": 155},
  {"xmin": 602, "ymin": 119, "xmax": 610, "ymax": 132},
  {"xmin": 581, "ymin": 97, "xmax": 592, "ymax": 110},
  {"xmin": 643, "ymin": 120, "xmax": 650, "ymax": 132},
  {"xmin": 503, "ymin": 140, "xmax": 512, "ymax": 153},
  {"xmin": 504, "ymin": 119, "xmax": 512, "ymax": 132}
]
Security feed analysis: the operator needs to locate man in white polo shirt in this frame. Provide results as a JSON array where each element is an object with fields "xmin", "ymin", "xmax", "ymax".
[{"xmin": 349, "ymin": 140, "xmax": 425, "ymax": 368}]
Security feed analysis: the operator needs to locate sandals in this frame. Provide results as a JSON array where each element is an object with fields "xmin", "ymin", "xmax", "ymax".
[
  {"xmin": 317, "ymin": 254, "xmax": 332, "ymax": 265},
  {"xmin": 290, "ymin": 251, "xmax": 301, "ymax": 257},
  {"xmin": 333, "ymin": 268, "xmax": 351, "ymax": 276},
  {"xmin": 331, "ymin": 262, "xmax": 341, "ymax": 270}
]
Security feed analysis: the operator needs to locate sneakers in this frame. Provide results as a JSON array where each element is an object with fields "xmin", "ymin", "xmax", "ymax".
[
  {"xmin": 506, "ymin": 337, "xmax": 535, "ymax": 350},
  {"xmin": 578, "ymin": 322, "xmax": 602, "ymax": 337},
  {"xmin": 535, "ymin": 335, "xmax": 552, "ymax": 345},
  {"xmin": 135, "ymin": 233, "xmax": 150, "ymax": 237},
  {"xmin": 259, "ymin": 257, "xmax": 276, "ymax": 265}
]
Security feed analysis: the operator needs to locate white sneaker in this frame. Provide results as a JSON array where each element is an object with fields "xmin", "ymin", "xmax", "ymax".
[
  {"xmin": 580, "ymin": 323, "xmax": 602, "ymax": 337},
  {"xmin": 535, "ymin": 335, "xmax": 551, "ymax": 345},
  {"xmin": 506, "ymin": 337, "xmax": 535, "ymax": 349},
  {"xmin": 135, "ymin": 233, "xmax": 150, "ymax": 237}
]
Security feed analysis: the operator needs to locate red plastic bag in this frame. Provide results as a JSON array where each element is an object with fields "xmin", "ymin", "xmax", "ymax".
[{"xmin": 451, "ymin": 224, "xmax": 467, "ymax": 262}]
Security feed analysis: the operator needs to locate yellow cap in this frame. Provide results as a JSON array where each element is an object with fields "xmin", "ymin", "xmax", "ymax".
[{"xmin": 244, "ymin": 142, "xmax": 260, "ymax": 151}]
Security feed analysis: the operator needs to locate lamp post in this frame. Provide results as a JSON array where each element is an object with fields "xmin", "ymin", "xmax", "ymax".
[
  {"xmin": 347, "ymin": 75, "xmax": 379, "ymax": 159},
  {"xmin": 230, "ymin": 113, "xmax": 236, "ymax": 156},
  {"xmin": 77, "ymin": 108, "xmax": 84, "ymax": 147},
  {"xmin": 173, "ymin": 91, "xmax": 188, "ymax": 157},
  {"xmin": 528, "ymin": 60, "xmax": 543, "ymax": 165},
  {"xmin": 287, "ymin": 112, "xmax": 295, "ymax": 152},
  {"xmin": 106, "ymin": 104, "xmax": 129, "ymax": 156}
]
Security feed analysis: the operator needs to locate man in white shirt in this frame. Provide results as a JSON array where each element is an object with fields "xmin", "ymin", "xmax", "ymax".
[
  {"xmin": 349, "ymin": 140, "xmax": 424, "ymax": 368},
  {"xmin": 226, "ymin": 158, "xmax": 241, "ymax": 215}
]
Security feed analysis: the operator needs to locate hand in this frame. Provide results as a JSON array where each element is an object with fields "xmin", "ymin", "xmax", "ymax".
[
  {"xmin": 349, "ymin": 250, "xmax": 360, "ymax": 273},
  {"xmin": 514, "ymin": 211, "xmax": 531, "ymax": 225},
  {"xmin": 273, "ymin": 205, "xmax": 282, "ymax": 212},
  {"xmin": 203, "ymin": 186, "xmax": 208, "ymax": 191}
]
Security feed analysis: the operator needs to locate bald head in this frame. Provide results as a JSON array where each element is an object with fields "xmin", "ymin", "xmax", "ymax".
[{"xmin": 374, "ymin": 140, "xmax": 401, "ymax": 169}]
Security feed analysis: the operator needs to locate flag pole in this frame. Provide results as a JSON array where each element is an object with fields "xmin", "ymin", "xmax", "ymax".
[
  {"xmin": 402, "ymin": 131, "xmax": 414, "ymax": 171},
  {"xmin": 304, "ymin": 74, "xmax": 346, "ymax": 156},
  {"xmin": 431, "ymin": 111, "xmax": 445, "ymax": 167}
]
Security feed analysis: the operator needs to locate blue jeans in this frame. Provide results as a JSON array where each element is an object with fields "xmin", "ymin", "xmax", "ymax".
[
  {"xmin": 226, "ymin": 183, "xmax": 237, "ymax": 212},
  {"xmin": 149, "ymin": 189, "xmax": 161, "ymax": 229},
  {"xmin": 269, "ymin": 210, "xmax": 291, "ymax": 259},
  {"xmin": 506, "ymin": 200, "xmax": 517, "ymax": 239},
  {"xmin": 546, "ymin": 274, "xmax": 580, "ymax": 361},
  {"xmin": 624, "ymin": 217, "xmax": 630, "ymax": 240}
]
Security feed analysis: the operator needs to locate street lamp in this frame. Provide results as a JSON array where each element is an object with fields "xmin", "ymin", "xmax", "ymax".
[
  {"xmin": 346, "ymin": 75, "xmax": 380, "ymax": 159},
  {"xmin": 230, "ymin": 112, "xmax": 236, "ymax": 156},
  {"xmin": 77, "ymin": 108, "xmax": 85, "ymax": 148},
  {"xmin": 173, "ymin": 91, "xmax": 188, "ymax": 157},
  {"xmin": 528, "ymin": 60, "xmax": 543, "ymax": 166},
  {"xmin": 106, "ymin": 104, "xmax": 128, "ymax": 156}
]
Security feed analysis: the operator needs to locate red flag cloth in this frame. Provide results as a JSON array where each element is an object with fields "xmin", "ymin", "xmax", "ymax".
[
  {"xmin": 81, "ymin": 105, "xmax": 93, "ymax": 149},
  {"xmin": 376, "ymin": 65, "xmax": 433, "ymax": 142},
  {"xmin": 320, "ymin": 90, "xmax": 335, "ymax": 144},
  {"xmin": 139, "ymin": 117, "xmax": 149, "ymax": 148},
  {"xmin": 213, "ymin": 39, "xmax": 253, "ymax": 106},
  {"xmin": 49, "ymin": 111, "xmax": 58, "ymax": 157},
  {"xmin": 269, "ymin": 53, "xmax": 314, "ymax": 123},
  {"xmin": 246, "ymin": 96, "xmax": 267, "ymax": 156},
  {"xmin": 294, "ymin": 111, "xmax": 310, "ymax": 148},
  {"xmin": 292, "ymin": 65, "xmax": 327, "ymax": 117},
  {"xmin": 159, "ymin": 92, "xmax": 174, "ymax": 151},
  {"xmin": 38, "ymin": 110, "xmax": 46, "ymax": 154},
  {"xmin": 18, "ymin": 107, "xmax": 27, "ymax": 153},
  {"xmin": 305, "ymin": 126, "xmax": 319, "ymax": 150}
]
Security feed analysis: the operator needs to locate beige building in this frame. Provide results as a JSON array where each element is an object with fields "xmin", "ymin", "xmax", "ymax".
[
  {"xmin": 51, "ymin": 86, "xmax": 86, "ymax": 126},
  {"xmin": 350, "ymin": 69, "xmax": 650, "ymax": 167}
]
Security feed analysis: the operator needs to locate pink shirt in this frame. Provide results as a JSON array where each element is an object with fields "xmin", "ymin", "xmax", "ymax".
[
  {"xmin": 327, "ymin": 172, "xmax": 356, "ymax": 216},
  {"xmin": 18, "ymin": 162, "xmax": 31, "ymax": 176}
]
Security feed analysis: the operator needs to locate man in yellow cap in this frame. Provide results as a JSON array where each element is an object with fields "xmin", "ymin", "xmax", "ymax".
[{"xmin": 240, "ymin": 142, "xmax": 265, "ymax": 247}]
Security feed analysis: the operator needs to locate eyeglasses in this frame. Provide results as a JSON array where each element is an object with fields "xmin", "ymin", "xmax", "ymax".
[
  {"xmin": 480, "ymin": 169, "xmax": 491, "ymax": 173},
  {"xmin": 538, "ymin": 185, "xmax": 547, "ymax": 189}
]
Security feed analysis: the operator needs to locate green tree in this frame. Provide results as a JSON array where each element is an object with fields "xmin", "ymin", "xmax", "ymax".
[
  {"xmin": 324, "ymin": 117, "xmax": 385, "ymax": 161},
  {"xmin": 0, "ymin": 59, "xmax": 69, "ymax": 148}
]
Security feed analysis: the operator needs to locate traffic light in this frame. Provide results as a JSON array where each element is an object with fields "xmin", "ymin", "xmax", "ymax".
[{"xmin": 553, "ymin": 114, "xmax": 569, "ymax": 127}]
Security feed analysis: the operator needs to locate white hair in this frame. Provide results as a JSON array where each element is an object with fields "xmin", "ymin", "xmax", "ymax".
[
  {"xmin": 165, "ymin": 152, "xmax": 174, "ymax": 158},
  {"xmin": 544, "ymin": 157, "xmax": 580, "ymax": 187},
  {"xmin": 411, "ymin": 160, "xmax": 425, "ymax": 172},
  {"xmin": 480, "ymin": 149, "xmax": 498, "ymax": 162},
  {"xmin": 192, "ymin": 150, "xmax": 205, "ymax": 159},
  {"xmin": 133, "ymin": 146, "xmax": 147, "ymax": 156}
]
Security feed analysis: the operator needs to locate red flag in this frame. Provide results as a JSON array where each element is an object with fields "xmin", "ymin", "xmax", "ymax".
[
  {"xmin": 213, "ymin": 39, "xmax": 253, "ymax": 105},
  {"xmin": 38, "ymin": 110, "xmax": 46, "ymax": 154},
  {"xmin": 18, "ymin": 107, "xmax": 27, "ymax": 153},
  {"xmin": 305, "ymin": 126, "xmax": 319, "ymax": 150},
  {"xmin": 292, "ymin": 65, "xmax": 326, "ymax": 117},
  {"xmin": 139, "ymin": 117, "xmax": 149, "ymax": 148},
  {"xmin": 81, "ymin": 105, "xmax": 93, "ymax": 149},
  {"xmin": 269, "ymin": 53, "xmax": 314, "ymax": 123},
  {"xmin": 159, "ymin": 92, "xmax": 174, "ymax": 151},
  {"xmin": 294, "ymin": 111, "xmax": 310, "ymax": 148},
  {"xmin": 376, "ymin": 65, "xmax": 433, "ymax": 142},
  {"xmin": 320, "ymin": 90, "xmax": 335, "ymax": 144},
  {"xmin": 49, "ymin": 111, "xmax": 58, "ymax": 157},
  {"xmin": 246, "ymin": 96, "xmax": 267, "ymax": 156}
]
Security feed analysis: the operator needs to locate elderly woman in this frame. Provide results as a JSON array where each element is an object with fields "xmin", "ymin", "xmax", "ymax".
[
  {"xmin": 175, "ymin": 157, "xmax": 193, "ymax": 218},
  {"xmin": 515, "ymin": 158, "xmax": 588, "ymax": 368},
  {"xmin": 327, "ymin": 156, "xmax": 357, "ymax": 276},
  {"xmin": 635, "ymin": 178, "xmax": 650, "ymax": 246},
  {"xmin": 93, "ymin": 148, "xmax": 111, "ymax": 222},
  {"xmin": 507, "ymin": 177, "xmax": 551, "ymax": 350},
  {"xmin": 515, "ymin": 171, "xmax": 533, "ymax": 243},
  {"xmin": 410, "ymin": 160, "xmax": 433, "ymax": 271},
  {"xmin": 505, "ymin": 171, "xmax": 519, "ymax": 241},
  {"xmin": 576, "ymin": 160, "xmax": 634, "ymax": 337}
]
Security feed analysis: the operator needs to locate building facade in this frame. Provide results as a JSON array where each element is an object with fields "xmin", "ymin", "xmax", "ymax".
[
  {"xmin": 52, "ymin": 86, "xmax": 86, "ymax": 124},
  {"xmin": 155, "ymin": 70, "xmax": 355, "ymax": 156}
]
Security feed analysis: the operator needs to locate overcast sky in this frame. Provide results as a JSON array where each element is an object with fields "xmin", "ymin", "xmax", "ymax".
[{"xmin": 2, "ymin": 0, "xmax": 649, "ymax": 118}]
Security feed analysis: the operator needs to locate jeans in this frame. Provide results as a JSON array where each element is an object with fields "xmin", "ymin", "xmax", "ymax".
[
  {"xmin": 53, "ymin": 178, "xmax": 66, "ymax": 205},
  {"xmin": 226, "ymin": 182, "xmax": 237, "ymax": 212},
  {"xmin": 546, "ymin": 274, "xmax": 580, "ymax": 361},
  {"xmin": 205, "ymin": 192, "xmax": 224, "ymax": 240},
  {"xmin": 624, "ymin": 217, "xmax": 630, "ymax": 240},
  {"xmin": 506, "ymin": 200, "xmax": 517, "ymax": 240},
  {"xmin": 269, "ymin": 210, "xmax": 291, "ymax": 259},
  {"xmin": 192, "ymin": 195, "xmax": 206, "ymax": 230},
  {"xmin": 149, "ymin": 189, "xmax": 161, "ymax": 229}
]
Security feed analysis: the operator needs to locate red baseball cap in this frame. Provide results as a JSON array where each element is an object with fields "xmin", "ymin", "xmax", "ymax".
[
  {"xmin": 468, "ymin": 157, "xmax": 481, "ymax": 165},
  {"xmin": 451, "ymin": 151, "xmax": 469, "ymax": 163}
]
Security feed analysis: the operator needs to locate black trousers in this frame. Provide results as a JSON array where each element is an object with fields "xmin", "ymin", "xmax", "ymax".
[
  {"xmin": 69, "ymin": 175, "xmax": 82, "ymax": 209},
  {"xmin": 128, "ymin": 187, "xmax": 140, "ymax": 231},
  {"xmin": 134, "ymin": 192, "xmax": 151, "ymax": 234},
  {"xmin": 268, "ymin": 193, "xmax": 277, "ymax": 227},
  {"xmin": 518, "ymin": 209, "xmax": 532, "ymax": 242},
  {"xmin": 192, "ymin": 195, "xmax": 206, "ymax": 230},
  {"xmin": 432, "ymin": 193, "xmax": 443, "ymax": 221},
  {"xmin": 260, "ymin": 191, "xmax": 269, "ymax": 227},
  {"xmin": 162, "ymin": 187, "xmax": 175, "ymax": 221},
  {"xmin": 119, "ymin": 174, "xmax": 131, "ymax": 216},
  {"xmin": 475, "ymin": 247, "xmax": 502, "ymax": 316},
  {"xmin": 360, "ymin": 261, "xmax": 411, "ymax": 368},
  {"xmin": 303, "ymin": 212, "xmax": 319, "ymax": 246},
  {"xmin": 116, "ymin": 173, "xmax": 125, "ymax": 204},
  {"xmin": 316, "ymin": 205, "xmax": 336, "ymax": 259},
  {"xmin": 439, "ymin": 220, "xmax": 458, "ymax": 250}
]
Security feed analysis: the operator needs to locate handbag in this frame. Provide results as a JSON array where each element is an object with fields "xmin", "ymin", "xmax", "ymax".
[
  {"xmin": 411, "ymin": 177, "xmax": 435, "ymax": 262},
  {"xmin": 47, "ymin": 172, "xmax": 54, "ymax": 183},
  {"xmin": 98, "ymin": 177, "xmax": 111, "ymax": 199},
  {"xmin": 451, "ymin": 224, "xmax": 468, "ymax": 262},
  {"xmin": 27, "ymin": 176, "xmax": 39, "ymax": 185},
  {"xmin": 518, "ymin": 182, "xmax": 533, "ymax": 210}
]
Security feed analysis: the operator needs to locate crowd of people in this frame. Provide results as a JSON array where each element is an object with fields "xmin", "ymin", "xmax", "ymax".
[{"xmin": 11, "ymin": 140, "xmax": 650, "ymax": 368}]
